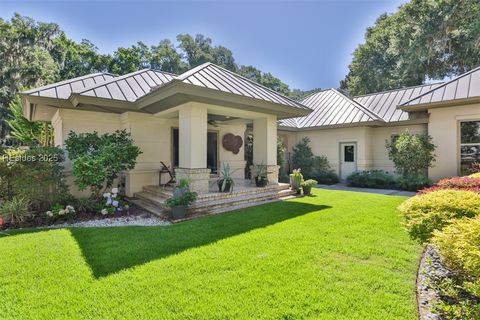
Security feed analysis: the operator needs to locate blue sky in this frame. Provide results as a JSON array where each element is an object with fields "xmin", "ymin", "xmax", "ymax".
[{"xmin": 1, "ymin": 0, "xmax": 406, "ymax": 90}]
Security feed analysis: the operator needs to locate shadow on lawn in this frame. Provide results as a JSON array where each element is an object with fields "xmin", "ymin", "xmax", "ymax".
[{"xmin": 69, "ymin": 201, "xmax": 329, "ymax": 278}]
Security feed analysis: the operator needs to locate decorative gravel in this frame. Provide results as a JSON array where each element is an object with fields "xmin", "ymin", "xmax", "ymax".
[
  {"xmin": 417, "ymin": 245, "xmax": 450, "ymax": 320},
  {"xmin": 40, "ymin": 215, "xmax": 170, "ymax": 229}
]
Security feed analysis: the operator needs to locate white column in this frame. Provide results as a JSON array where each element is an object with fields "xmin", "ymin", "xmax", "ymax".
[
  {"xmin": 252, "ymin": 115, "xmax": 279, "ymax": 184},
  {"xmin": 253, "ymin": 115, "xmax": 277, "ymax": 165},
  {"xmin": 176, "ymin": 103, "xmax": 210, "ymax": 193},
  {"xmin": 179, "ymin": 103, "xmax": 208, "ymax": 168}
]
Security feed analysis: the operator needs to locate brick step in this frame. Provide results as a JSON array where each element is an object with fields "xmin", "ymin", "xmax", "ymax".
[
  {"xmin": 141, "ymin": 183, "xmax": 291, "ymax": 202},
  {"xmin": 128, "ymin": 199, "xmax": 165, "ymax": 217},
  {"xmin": 132, "ymin": 187, "xmax": 297, "ymax": 218},
  {"xmin": 189, "ymin": 189, "xmax": 297, "ymax": 214},
  {"xmin": 207, "ymin": 194, "xmax": 297, "ymax": 216},
  {"xmin": 141, "ymin": 186, "xmax": 171, "ymax": 198},
  {"xmin": 134, "ymin": 191, "xmax": 167, "ymax": 208}
]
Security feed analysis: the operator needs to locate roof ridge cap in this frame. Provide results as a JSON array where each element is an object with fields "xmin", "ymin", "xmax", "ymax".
[
  {"xmin": 208, "ymin": 63, "xmax": 310, "ymax": 110},
  {"xmin": 332, "ymin": 88, "xmax": 384, "ymax": 121},
  {"xmin": 299, "ymin": 88, "xmax": 333, "ymax": 103},
  {"xmin": 22, "ymin": 72, "xmax": 117, "ymax": 94},
  {"xmin": 73, "ymin": 69, "xmax": 152, "ymax": 95},
  {"xmin": 149, "ymin": 69, "xmax": 178, "ymax": 77},
  {"xmin": 176, "ymin": 62, "xmax": 213, "ymax": 80}
]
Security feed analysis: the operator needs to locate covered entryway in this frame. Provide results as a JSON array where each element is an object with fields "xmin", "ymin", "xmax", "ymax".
[
  {"xmin": 339, "ymin": 142, "xmax": 357, "ymax": 180},
  {"xmin": 172, "ymin": 128, "xmax": 219, "ymax": 175}
]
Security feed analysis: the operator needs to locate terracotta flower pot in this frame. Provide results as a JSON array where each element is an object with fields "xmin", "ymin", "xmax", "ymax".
[{"xmin": 0, "ymin": 216, "xmax": 4, "ymax": 226}]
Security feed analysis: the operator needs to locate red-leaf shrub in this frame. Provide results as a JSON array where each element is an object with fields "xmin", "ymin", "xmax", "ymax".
[{"xmin": 418, "ymin": 176, "xmax": 480, "ymax": 194}]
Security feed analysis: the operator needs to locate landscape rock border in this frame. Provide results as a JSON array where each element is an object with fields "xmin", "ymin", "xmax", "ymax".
[{"xmin": 417, "ymin": 245, "xmax": 450, "ymax": 320}]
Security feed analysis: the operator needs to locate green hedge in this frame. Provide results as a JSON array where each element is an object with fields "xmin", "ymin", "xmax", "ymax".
[{"xmin": 398, "ymin": 189, "xmax": 480, "ymax": 243}]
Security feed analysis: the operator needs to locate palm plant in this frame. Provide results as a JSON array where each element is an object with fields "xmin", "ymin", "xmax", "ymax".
[{"xmin": 217, "ymin": 163, "xmax": 235, "ymax": 192}]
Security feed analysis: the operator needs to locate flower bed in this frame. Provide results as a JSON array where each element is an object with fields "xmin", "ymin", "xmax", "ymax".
[{"xmin": 0, "ymin": 202, "xmax": 152, "ymax": 230}]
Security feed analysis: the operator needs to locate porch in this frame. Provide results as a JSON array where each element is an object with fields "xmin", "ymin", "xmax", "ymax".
[{"xmin": 123, "ymin": 101, "xmax": 282, "ymax": 196}]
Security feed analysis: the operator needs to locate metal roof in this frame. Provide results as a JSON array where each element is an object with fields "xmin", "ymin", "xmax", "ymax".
[
  {"xmin": 23, "ymin": 63, "xmax": 310, "ymax": 114},
  {"xmin": 279, "ymin": 89, "xmax": 382, "ymax": 128},
  {"xmin": 76, "ymin": 69, "xmax": 176, "ymax": 102},
  {"xmin": 354, "ymin": 83, "xmax": 442, "ymax": 122},
  {"xmin": 176, "ymin": 63, "xmax": 310, "ymax": 110},
  {"xmin": 403, "ymin": 66, "xmax": 480, "ymax": 106},
  {"xmin": 23, "ymin": 73, "xmax": 117, "ymax": 99}
]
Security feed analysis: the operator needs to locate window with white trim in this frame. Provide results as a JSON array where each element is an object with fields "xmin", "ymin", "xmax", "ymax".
[{"xmin": 460, "ymin": 120, "xmax": 480, "ymax": 175}]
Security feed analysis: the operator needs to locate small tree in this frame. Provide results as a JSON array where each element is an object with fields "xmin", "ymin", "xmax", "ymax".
[
  {"xmin": 6, "ymin": 95, "xmax": 54, "ymax": 146},
  {"xmin": 292, "ymin": 137, "xmax": 315, "ymax": 177},
  {"xmin": 386, "ymin": 131, "xmax": 436, "ymax": 176},
  {"xmin": 65, "ymin": 130, "xmax": 142, "ymax": 199}
]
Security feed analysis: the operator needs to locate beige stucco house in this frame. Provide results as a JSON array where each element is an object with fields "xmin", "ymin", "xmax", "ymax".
[
  {"xmin": 279, "ymin": 66, "xmax": 480, "ymax": 181},
  {"xmin": 21, "ymin": 63, "xmax": 310, "ymax": 197},
  {"xmin": 22, "ymin": 62, "xmax": 480, "ymax": 197}
]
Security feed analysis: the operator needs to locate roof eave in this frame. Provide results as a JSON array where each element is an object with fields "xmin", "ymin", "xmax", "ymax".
[
  {"xmin": 399, "ymin": 96, "xmax": 480, "ymax": 112},
  {"xmin": 137, "ymin": 81, "xmax": 312, "ymax": 118},
  {"xmin": 295, "ymin": 120, "xmax": 385, "ymax": 131}
]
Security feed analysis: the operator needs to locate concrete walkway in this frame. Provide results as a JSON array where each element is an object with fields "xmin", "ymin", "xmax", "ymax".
[{"xmin": 316, "ymin": 182, "xmax": 416, "ymax": 197}]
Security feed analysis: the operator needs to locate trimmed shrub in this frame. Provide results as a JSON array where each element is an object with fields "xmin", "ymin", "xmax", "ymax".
[
  {"xmin": 347, "ymin": 170, "xmax": 396, "ymax": 189},
  {"xmin": 432, "ymin": 216, "xmax": 480, "ymax": 318},
  {"xmin": 438, "ymin": 176, "xmax": 480, "ymax": 190},
  {"xmin": 418, "ymin": 176, "xmax": 480, "ymax": 194},
  {"xmin": 314, "ymin": 171, "xmax": 339, "ymax": 185},
  {"xmin": 433, "ymin": 215, "xmax": 480, "ymax": 279},
  {"xmin": 396, "ymin": 174, "xmax": 430, "ymax": 191},
  {"xmin": 398, "ymin": 190, "xmax": 480, "ymax": 243},
  {"xmin": 469, "ymin": 172, "xmax": 480, "ymax": 179},
  {"xmin": 65, "ymin": 130, "xmax": 142, "ymax": 199}
]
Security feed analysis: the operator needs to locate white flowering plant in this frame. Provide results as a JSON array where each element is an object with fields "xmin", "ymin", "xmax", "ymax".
[
  {"xmin": 100, "ymin": 187, "xmax": 129, "ymax": 216},
  {"xmin": 46, "ymin": 204, "xmax": 76, "ymax": 221}
]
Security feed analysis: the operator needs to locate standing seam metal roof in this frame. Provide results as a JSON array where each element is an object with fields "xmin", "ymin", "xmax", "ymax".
[
  {"xmin": 403, "ymin": 66, "xmax": 480, "ymax": 106},
  {"xmin": 76, "ymin": 69, "xmax": 176, "ymax": 102},
  {"xmin": 354, "ymin": 83, "xmax": 443, "ymax": 122},
  {"xmin": 22, "ymin": 73, "xmax": 117, "ymax": 99},
  {"xmin": 24, "ymin": 63, "xmax": 310, "ymax": 112},
  {"xmin": 279, "ymin": 89, "xmax": 382, "ymax": 128},
  {"xmin": 176, "ymin": 63, "xmax": 310, "ymax": 110}
]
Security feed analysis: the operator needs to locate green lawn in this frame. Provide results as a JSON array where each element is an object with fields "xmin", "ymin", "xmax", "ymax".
[{"xmin": 0, "ymin": 189, "xmax": 421, "ymax": 319}]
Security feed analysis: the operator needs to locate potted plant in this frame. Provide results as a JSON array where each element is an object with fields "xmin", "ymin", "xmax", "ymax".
[
  {"xmin": 174, "ymin": 179, "xmax": 190, "ymax": 197},
  {"xmin": 165, "ymin": 180, "xmax": 198, "ymax": 219},
  {"xmin": 290, "ymin": 169, "xmax": 303, "ymax": 194},
  {"xmin": 217, "ymin": 163, "xmax": 235, "ymax": 192},
  {"xmin": 301, "ymin": 179, "xmax": 318, "ymax": 196},
  {"xmin": 254, "ymin": 165, "xmax": 268, "ymax": 187}
]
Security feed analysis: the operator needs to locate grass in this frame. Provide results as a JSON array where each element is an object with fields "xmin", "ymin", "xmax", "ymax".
[{"xmin": 0, "ymin": 189, "xmax": 421, "ymax": 319}]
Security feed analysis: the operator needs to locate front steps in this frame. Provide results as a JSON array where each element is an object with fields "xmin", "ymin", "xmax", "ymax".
[{"xmin": 130, "ymin": 182, "xmax": 296, "ymax": 218}]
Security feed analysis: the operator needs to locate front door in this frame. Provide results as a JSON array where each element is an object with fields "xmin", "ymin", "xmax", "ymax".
[{"xmin": 340, "ymin": 143, "xmax": 357, "ymax": 180}]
